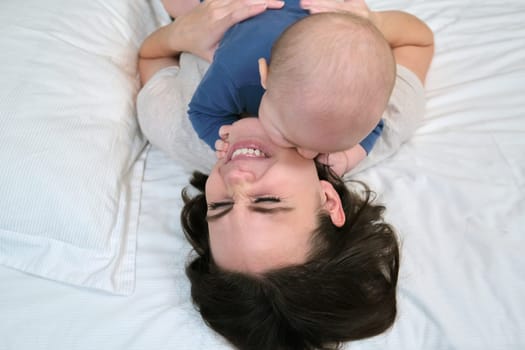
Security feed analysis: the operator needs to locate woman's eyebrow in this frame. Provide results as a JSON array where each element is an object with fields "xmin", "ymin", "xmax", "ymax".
[{"xmin": 206, "ymin": 205, "xmax": 234, "ymax": 222}]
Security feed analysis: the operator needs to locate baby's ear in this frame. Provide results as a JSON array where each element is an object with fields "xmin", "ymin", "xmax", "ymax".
[{"xmin": 258, "ymin": 58, "xmax": 269, "ymax": 89}]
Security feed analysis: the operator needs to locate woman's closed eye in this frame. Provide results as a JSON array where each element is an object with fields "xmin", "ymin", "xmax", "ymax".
[
  {"xmin": 207, "ymin": 197, "xmax": 280, "ymax": 211},
  {"xmin": 250, "ymin": 196, "xmax": 293, "ymax": 215},
  {"xmin": 206, "ymin": 201, "xmax": 234, "ymax": 222},
  {"xmin": 207, "ymin": 201, "xmax": 233, "ymax": 210},
  {"xmin": 253, "ymin": 196, "xmax": 281, "ymax": 204},
  {"xmin": 206, "ymin": 196, "xmax": 292, "ymax": 222}
]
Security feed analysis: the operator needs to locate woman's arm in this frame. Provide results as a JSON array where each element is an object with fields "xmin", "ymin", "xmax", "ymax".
[
  {"xmin": 370, "ymin": 10, "xmax": 434, "ymax": 84},
  {"xmin": 138, "ymin": 22, "xmax": 181, "ymax": 84},
  {"xmin": 139, "ymin": 0, "xmax": 285, "ymax": 85},
  {"xmin": 300, "ymin": 0, "xmax": 434, "ymax": 84},
  {"xmin": 161, "ymin": 0, "xmax": 200, "ymax": 18}
]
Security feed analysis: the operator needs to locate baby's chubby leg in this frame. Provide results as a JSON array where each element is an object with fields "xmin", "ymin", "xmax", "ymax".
[{"xmin": 136, "ymin": 53, "xmax": 216, "ymax": 173}]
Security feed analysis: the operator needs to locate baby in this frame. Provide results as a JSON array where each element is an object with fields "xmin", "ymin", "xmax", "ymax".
[{"xmin": 187, "ymin": 0, "xmax": 396, "ymax": 175}]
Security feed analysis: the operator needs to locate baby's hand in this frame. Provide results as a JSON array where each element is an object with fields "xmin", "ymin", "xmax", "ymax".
[
  {"xmin": 317, "ymin": 152, "xmax": 348, "ymax": 177},
  {"xmin": 215, "ymin": 125, "xmax": 232, "ymax": 159},
  {"xmin": 215, "ymin": 139, "xmax": 229, "ymax": 159},
  {"xmin": 317, "ymin": 145, "xmax": 367, "ymax": 176}
]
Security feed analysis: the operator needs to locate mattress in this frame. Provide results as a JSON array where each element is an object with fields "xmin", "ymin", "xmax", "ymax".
[{"xmin": 0, "ymin": 0, "xmax": 524, "ymax": 349}]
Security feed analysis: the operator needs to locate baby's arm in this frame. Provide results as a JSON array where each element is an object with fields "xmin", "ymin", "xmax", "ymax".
[
  {"xmin": 319, "ymin": 116, "xmax": 383, "ymax": 175},
  {"xmin": 188, "ymin": 62, "xmax": 241, "ymax": 153}
]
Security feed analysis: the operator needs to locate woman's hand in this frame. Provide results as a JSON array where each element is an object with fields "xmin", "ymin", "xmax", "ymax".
[
  {"xmin": 300, "ymin": 0, "xmax": 374, "ymax": 22},
  {"xmin": 172, "ymin": 0, "xmax": 285, "ymax": 62},
  {"xmin": 139, "ymin": 0, "xmax": 284, "ymax": 84},
  {"xmin": 300, "ymin": 0, "xmax": 434, "ymax": 84}
]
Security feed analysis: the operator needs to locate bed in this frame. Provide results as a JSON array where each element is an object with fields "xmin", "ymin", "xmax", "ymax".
[{"xmin": 0, "ymin": 0, "xmax": 523, "ymax": 349}]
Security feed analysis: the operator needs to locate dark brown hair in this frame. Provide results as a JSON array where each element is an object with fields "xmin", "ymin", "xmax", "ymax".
[{"xmin": 181, "ymin": 164, "xmax": 399, "ymax": 350}]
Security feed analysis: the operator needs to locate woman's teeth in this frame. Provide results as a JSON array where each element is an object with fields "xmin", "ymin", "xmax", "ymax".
[{"xmin": 231, "ymin": 148, "xmax": 266, "ymax": 159}]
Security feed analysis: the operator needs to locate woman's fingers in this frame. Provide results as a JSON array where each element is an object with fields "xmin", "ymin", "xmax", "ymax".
[
  {"xmin": 172, "ymin": 0, "xmax": 283, "ymax": 61},
  {"xmin": 300, "ymin": 0, "xmax": 370, "ymax": 18},
  {"xmin": 267, "ymin": 0, "xmax": 286, "ymax": 9},
  {"xmin": 190, "ymin": 0, "xmax": 283, "ymax": 60},
  {"xmin": 214, "ymin": 0, "xmax": 284, "ymax": 29}
]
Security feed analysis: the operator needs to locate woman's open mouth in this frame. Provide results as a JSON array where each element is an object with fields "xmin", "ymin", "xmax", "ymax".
[
  {"xmin": 231, "ymin": 147, "xmax": 266, "ymax": 159},
  {"xmin": 228, "ymin": 141, "xmax": 271, "ymax": 162}
]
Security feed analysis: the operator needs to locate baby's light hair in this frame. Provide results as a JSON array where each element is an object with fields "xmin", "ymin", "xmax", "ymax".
[{"xmin": 266, "ymin": 12, "xmax": 396, "ymax": 151}]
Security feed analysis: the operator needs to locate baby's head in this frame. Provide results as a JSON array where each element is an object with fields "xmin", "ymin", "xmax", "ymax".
[{"xmin": 259, "ymin": 12, "xmax": 396, "ymax": 157}]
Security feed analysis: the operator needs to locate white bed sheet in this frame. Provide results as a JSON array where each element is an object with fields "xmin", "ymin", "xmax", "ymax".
[{"xmin": 1, "ymin": 0, "xmax": 524, "ymax": 349}]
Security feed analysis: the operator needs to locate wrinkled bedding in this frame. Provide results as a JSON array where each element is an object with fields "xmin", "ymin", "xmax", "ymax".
[{"xmin": 0, "ymin": 0, "xmax": 524, "ymax": 349}]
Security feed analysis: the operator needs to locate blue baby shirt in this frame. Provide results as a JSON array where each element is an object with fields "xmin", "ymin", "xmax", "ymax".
[{"xmin": 188, "ymin": 0, "xmax": 383, "ymax": 153}]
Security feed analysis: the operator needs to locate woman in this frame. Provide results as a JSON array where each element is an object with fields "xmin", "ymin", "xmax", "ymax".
[
  {"xmin": 181, "ymin": 116, "xmax": 399, "ymax": 350},
  {"xmin": 136, "ymin": 0, "xmax": 431, "ymax": 348}
]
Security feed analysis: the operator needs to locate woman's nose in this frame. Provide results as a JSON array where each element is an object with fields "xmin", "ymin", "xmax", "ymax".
[{"xmin": 224, "ymin": 169, "xmax": 256, "ymax": 187}]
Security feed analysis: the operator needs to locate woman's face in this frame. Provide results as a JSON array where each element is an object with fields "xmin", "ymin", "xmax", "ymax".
[{"xmin": 205, "ymin": 118, "xmax": 345, "ymax": 274}]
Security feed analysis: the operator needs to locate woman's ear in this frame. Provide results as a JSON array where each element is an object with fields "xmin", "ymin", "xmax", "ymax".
[
  {"xmin": 258, "ymin": 58, "xmax": 268, "ymax": 90},
  {"xmin": 320, "ymin": 180, "xmax": 346, "ymax": 227}
]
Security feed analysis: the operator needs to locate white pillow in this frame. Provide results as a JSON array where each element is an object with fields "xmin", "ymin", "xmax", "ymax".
[{"xmin": 0, "ymin": 0, "xmax": 158, "ymax": 295}]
